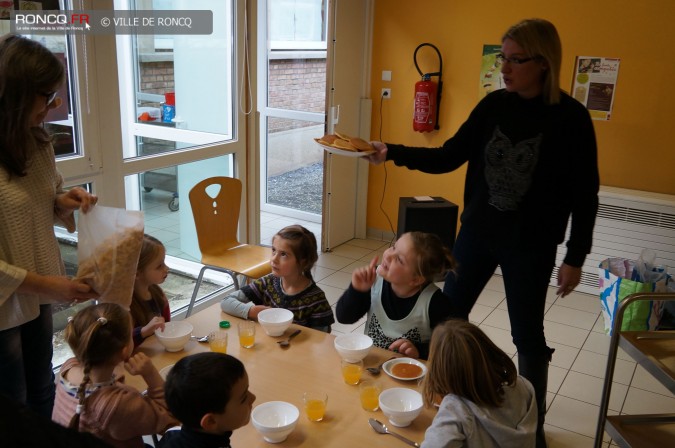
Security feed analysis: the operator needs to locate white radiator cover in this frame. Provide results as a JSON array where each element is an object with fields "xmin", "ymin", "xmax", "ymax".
[{"xmin": 552, "ymin": 186, "xmax": 675, "ymax": 295}]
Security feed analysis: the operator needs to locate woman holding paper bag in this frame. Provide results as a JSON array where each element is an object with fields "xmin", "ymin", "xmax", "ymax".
[
  {"xmin": 368, "ymin": 19, "xmax": 599, "ymax": 447},
  {"xmin": 0, "ymin": 34, "xmax": 98, "ymax": 417}
]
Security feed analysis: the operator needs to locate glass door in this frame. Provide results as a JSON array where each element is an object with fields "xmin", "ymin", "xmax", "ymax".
[{"xmin": 258, "ymin": 0, "xmax": 327, "ymax": 245}]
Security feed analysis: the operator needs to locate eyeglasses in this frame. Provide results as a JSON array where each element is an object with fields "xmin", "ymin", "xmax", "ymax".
[
  {"xmin": 41, "ymin": 91, "xmax": 58, "ymax": 107},
  {"xmin": 495, "ymin": 53, "xmax": 541, "ymax": 65}
]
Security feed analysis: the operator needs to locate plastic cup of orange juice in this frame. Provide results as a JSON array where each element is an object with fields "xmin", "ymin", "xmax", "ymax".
[
  {"xmin": 207, "ymin": 330, "xmax": 228, "ymax": 354},
  {"xmin": 358, "ymin": 379, "xmax": 381, "ymax": 411},
  {"xmin": 303, "ymin": 392, "xmax": 328, "ymax": 422},
  {"xmin": 341, "ymin": 359, "xmax": 363, "ymax": 385},
  {"xmin": 238, "ymin": 320, "xmax": 256, "ymax": 348}
]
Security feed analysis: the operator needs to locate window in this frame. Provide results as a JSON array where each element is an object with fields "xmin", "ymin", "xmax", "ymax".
[{"xmin": 269, "ymin": 0, "xmax": 327, "ymax": 50}]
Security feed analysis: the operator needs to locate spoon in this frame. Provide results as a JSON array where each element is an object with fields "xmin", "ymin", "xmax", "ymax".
[
  {"xmin": 191, "ymin": 335, "xmax": 208, "ymax": 343},
  {"xmin": 277, "ymin": 329, "xmax": 302, "ymax": 347},
  {"xmin": 368, "ymin": 418, "xmax": 420, "ymax": 447},
  {"xmin": 366, "ymin": 356, "xmax": 396, "ymax": 375}
]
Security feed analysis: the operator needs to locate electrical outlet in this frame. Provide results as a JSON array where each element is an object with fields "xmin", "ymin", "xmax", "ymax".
[{"xmin": 381, "ymin": 88, "xmax": 391, "ymax": 99}]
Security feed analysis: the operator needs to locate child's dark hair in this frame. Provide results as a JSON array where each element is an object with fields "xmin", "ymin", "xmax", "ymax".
[
  {"xmin": 64, "ymin": 303, "xmax": 132, "ymax": 429},
  {"xmin": 0, "ymin": 34, "xmax": 66, "ymax": 177},
  {"xmin": 130, "ymin": 234, "xmax": 166, "ymax": 326},
  {"xmin": 423, "ymin": 319, "xmax": 517, "ymax": 408},
  {"xmin": 165, "ymin": 352, "xmax": 246, "ymax": 429},
  {"xmin": 407, "ymin": 231, "xmax": 456, "ymax": 282},
  {"xmin": 273, "ymin": 225, "xmax": 318, "ymax": 281}
]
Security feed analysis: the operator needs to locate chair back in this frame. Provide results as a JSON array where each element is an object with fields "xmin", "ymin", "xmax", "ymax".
[{"xmin": 189, "ymin": 176, "xmax": 242, "ymax": 255}]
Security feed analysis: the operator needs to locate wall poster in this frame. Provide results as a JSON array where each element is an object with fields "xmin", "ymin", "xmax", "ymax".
[
  {"xmin": 572, "ymin": 56, "xmax": 620, "ymax": 121},
  {"xmin": 479, "ymin": 44, "xmax": 503, "ymax": 99}
]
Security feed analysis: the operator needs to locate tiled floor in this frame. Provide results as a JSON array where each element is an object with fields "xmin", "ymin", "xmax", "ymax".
[{"xmin": 141, "ymin": 188, "xmax": 675, "ymax": 447}]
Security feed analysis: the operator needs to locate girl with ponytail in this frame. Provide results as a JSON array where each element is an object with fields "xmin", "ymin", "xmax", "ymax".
[{"xmin": 52, "ymin": 303, "xmax": 177, "ymax": 448}]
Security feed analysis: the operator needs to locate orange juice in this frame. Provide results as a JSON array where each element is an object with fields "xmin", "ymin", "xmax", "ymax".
[
  {"xmin": 341, "ymin": 363, "xmax": 362, "ymax": 385},
  {"xmin": 237, "ymin": 321, "xmax": 256, "ymax": 348},
  {"xmin": 359, "ymin": 385, "xmax": 380, "ymax": 411},
  {"xmin": 207, "ymin": 331, "xmax": 228, "ymax": 353},
  {"xmin": 239, "ymin": 331, "xmax": 255, "ymax": 348},
  {"xmin": 208, "ymin": 338, "xmax": 228, "ymax": 354},
  {"xmin": 305, "ymin": 399, "xmax": 326, "ymax": 421}
]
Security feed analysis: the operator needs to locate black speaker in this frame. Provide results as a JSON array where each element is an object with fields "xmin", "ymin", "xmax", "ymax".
[{"xmin": 397, "ymin": 197, "xmax": 458, "ymax": 250}]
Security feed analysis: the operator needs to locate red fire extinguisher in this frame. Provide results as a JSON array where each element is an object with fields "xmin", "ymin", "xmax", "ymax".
[
  {"xmin": 413, "ymin": 43, "xmax": 443, "ymax": 132},
  {"xmin": 413, "ymin": 74, "xmax": 437, "ymax": 133}
]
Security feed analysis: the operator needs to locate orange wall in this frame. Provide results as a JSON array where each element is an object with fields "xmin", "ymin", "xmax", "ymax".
[{"xmin": 367, "ymin": 0, "xmax": 675, "ymax": 232}]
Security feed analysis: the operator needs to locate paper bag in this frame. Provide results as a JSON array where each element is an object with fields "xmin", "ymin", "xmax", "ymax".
[{"xmin": 75, "ymin": 206, "xmax": 144, "ymax": 309}]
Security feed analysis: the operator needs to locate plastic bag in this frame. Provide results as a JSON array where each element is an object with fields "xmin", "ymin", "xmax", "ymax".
[
  {"xmin": 598, "ymin": 250, "xmax": 670, "ymax": 335},
  {"xmin": 75, "ymin": 206, "xmax": 144, "ymax": 309}
]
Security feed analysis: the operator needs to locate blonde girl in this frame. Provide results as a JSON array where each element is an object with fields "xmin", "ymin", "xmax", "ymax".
[
  {"xmin": 52, "ymin": 303, "xmax": 177, "ymax": 448},
  {"xmin": 130, "ymin": 234, "xmax": 171, "ymax": 347},
  {"xmin": 336, "ymin": 231, "xmax": 455, "ymax": 359},
  {"xmin": 221, "ymin": 224, "xmax": 334, "ymax": 332},
  {"xmin": 421, "ymin": 320, "xmax": 536, "ymax": 447}
]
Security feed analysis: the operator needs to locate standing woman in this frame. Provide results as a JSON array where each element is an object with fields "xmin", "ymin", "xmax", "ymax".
[
  {"xmin": 369, "ymin": 19, "xmax": 599, "ymax": 447},
  {"xmin": 0, "ymin": 34, "xmax": 98, "ymax": 417}
]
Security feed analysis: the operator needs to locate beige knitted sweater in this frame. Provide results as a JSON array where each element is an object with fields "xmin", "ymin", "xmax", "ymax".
[{"xmin": 0, "ymin": 145, "xmax": 73, "ymax": 330}]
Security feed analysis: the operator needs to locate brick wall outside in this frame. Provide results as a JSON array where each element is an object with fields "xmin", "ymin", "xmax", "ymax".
[{"xmin": 139, "ymin": 58, "xmax": 326, "ymax": 132}]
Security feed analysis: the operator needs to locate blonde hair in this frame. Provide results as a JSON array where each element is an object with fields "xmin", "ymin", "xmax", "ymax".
[
  {"xmin": 406, "ymin": 231, "xmax": 455, "ymax": 282},
  {"xmin": 422, "ymin": 320, "xmax": 517, "ymax": 408},
  {"xmin": 64, "ymin": 303, "xmax": 131, "ymax": 429},
  {"xmin": 503, "ymin": 18, "xmax": 562, "ymax": 105},
  {"xmin": 130, "ymin": 234, "xmax": 167, "ymax": 327}
]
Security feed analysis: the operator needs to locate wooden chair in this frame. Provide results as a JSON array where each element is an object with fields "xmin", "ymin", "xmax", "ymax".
[{"xmin": 186, "ymin": 176, "xmax": 271, "ymax": 317}]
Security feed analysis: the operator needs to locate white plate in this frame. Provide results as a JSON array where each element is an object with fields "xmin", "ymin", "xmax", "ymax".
[
  {"xmin": 314, "ymin": 139, "xmax": 374, "ymax": 158},
  {"xmin": 382, "ymin": 357, "xmax": 428, "ymax": 381},
  {"xmin": 159, "ymin": 364, "xmax": 174, "ymax": 380}
]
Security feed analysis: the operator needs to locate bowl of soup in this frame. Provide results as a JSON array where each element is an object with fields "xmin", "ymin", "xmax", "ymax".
[{"xmin": 382, "ymin": 357, "xmax": 427, "ymax": 381}]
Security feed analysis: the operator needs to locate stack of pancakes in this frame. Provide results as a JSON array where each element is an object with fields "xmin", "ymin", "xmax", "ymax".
[{"xmin": 315, "ymin": 132, "xmax": 374, "ymax": 153}]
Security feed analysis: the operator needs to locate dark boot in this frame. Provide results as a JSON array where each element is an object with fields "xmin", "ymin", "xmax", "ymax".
[{"xmin": 518, "ymin": 348, "xmax": 554, "ymax": 448}]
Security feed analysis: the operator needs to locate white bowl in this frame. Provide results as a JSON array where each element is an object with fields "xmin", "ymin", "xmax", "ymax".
[
  {"xmin": 155, "ymin": 321, "xmax": 193, "ymax": 352},
  {"xmin": 378, "ymin": 388, "xmax": 423, "ymax": 427},
  {"xmin": 334, "ymin": 333, "xmax": 373, "ymax": 362},
  {"xmin": 251, "ymin": 401, "xmax": 299, "ymax": 443},
  {"xmin": 258, "ymin": 308, "xmax": 294, "ymax": 337},
  {"xmin": 159, "ymin": 364, "xmax": 174, "ymax": 380}
]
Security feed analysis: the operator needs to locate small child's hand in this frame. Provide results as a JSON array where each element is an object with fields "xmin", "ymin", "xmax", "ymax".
[
  {"xmin": 249, "ymin": 305, "xmax": 270, "ymax": 320},
  {"xmin": 141, "ymin": 316, "xmax": 165, "ymax": 339},
  {"xmin": 124, "ymin": 352, "xmax": 163, "ymax": 388},
  {"xmin": 389, "ymin": 338, "xmax": 420, "ymax": 359},
  {"xmin": 352, "ymin": 256, "xmax": 378, "ymax": 292}
]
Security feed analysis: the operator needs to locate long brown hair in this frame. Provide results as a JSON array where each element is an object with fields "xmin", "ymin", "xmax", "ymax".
[
  {"xmin": 64, "ymin": 303, "xmax": 132, "ymax": 429},
  {"xmin": 273, "ymin": 225, "xmax": 318, "ymax": 281},
  {"xmin": 130, "ymin": 234, "xmax": 167, "ymax": 327},
  {"xmin": 0, "ymin": 34, "xmax": 65, "ymax": 177},
  {"xmin": 422, "ymin": 319, "xmax": 517, "ymax": 408}
]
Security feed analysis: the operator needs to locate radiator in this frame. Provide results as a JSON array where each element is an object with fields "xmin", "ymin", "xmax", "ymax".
[{"xmin": 551, "ymin": 186, "xmax": 675, "ymax": 295}]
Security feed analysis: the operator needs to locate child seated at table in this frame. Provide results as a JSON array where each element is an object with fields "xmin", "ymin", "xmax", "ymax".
[
  {"xmin": 336, "ymin": 231, "xmax": 455, "ymax": 359},
  {"xmin": 52, "ymin": 303, "xmax": 177, "ymax": 448},
  {"xmin": 420, "ymin": 320, "xmax": 537, "ymax": 447},
  {"xmin": 130, "ymin": 234, "xmax": 171, "ymax": 348},
  {"xmin": 221, "ymin": 224, "xmax": 335, "ymax": 332},
  {"xmin": 159, "ymin": 352, "xmax": 256, "ymax": 448}
]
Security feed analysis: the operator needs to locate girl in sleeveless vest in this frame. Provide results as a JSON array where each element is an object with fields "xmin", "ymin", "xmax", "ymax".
[
  {"xmin": 52, "ymin": 303, "xmax": 177, "ymax": 448},
  {"xmin": 130, "ymin": 234, "xmax": 171, "ymax": 348},
  {"xmin": 336, "ymin": 231, "xmax": 455, "ymax": 359}
]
